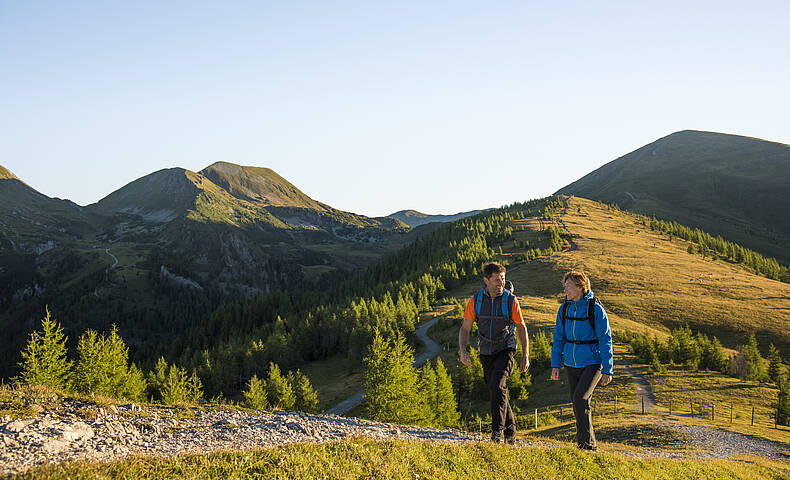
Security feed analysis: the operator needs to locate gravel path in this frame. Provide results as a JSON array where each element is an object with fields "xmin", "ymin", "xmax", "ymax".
[
  {"xmin": 0, "ymin": 401, "xmax": 482, "ymax": 476},
  {"xmin": 613, "ymin": 345, "xmax": 789, "ymax": 460}
]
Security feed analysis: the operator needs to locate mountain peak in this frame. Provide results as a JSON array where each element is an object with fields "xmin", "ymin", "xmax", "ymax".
[
  {"xmin": 390, "ymin": 209, "xmax": 429, "ymax": 218},
  {"xmin": 90, "ymin": 167, "xmax": 207, "ymax": 221},
  {"xmin": 199, "ymin": 162, "xmax": 324, "ymax": 209},
  {"xmin": 0, "ymin": 165, "xmax": 20, "ymax": 180},
  {"xmin": 555, "ymin": 129, "xmax": 790, "ymax": 261}
]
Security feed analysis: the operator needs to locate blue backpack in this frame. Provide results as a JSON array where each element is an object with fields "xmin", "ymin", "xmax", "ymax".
[{"xmin": 473, "ymin": 288, "xmax": 514, "ymax": 319}]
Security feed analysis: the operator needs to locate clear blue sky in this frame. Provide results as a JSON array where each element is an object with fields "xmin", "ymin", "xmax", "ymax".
[{"xmin": 2, "ymin": 1, "xmax": 788, "ymax": 217}]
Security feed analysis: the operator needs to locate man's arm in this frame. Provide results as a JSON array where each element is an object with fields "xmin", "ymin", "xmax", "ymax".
[
  {"xmin": 516, "ymin": 322, "xmax": 529, "ymax": 372},
  {"xmin": 459, "ymin": 318, "xmax": 474, "ymax": 365}
]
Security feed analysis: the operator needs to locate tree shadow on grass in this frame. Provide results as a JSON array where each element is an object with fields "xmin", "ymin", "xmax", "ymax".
[{"xmin": 528, "ymin": 420, "xmax": 695, "ymax": 451}]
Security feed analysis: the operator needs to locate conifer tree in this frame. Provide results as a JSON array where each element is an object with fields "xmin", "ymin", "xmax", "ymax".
[
  {"xmin": 363, "ymin": 330, "xmax": 425, "ymax": 424},
  {"xmin": 288, "ymin": 369, "xmax": 319, "ymax": 413},
  {"xmin": 265, "ymin": 362, "xmax": 294, "ymax": 411},
  {"xmin": 768, "ymin": 344, "xmax": 783, "ymax": 384},
  {"xmin": 507, "ymin": 351, "xmax": 531, "ymax": 403},
  {"xmin": 418, "ymin": 361, "xmax": 438, "ymax": 423},
  {"xmin": 742, "ymin": 334, "xmax": 768, "ymax": 382},
  {"xmin": 529, "ymin": 331, "xmax": 552, "ymax": 371},
  {"xmin": 73, "ymin": 325, "xmax": 132, "ymax": 398},
  {"xmin": 187, "ymin": 369, "xmax": 204, "ymax": 403},
  {"xmin": 160, "ymin": 364, "xmax": 203, "ymax": 405},
  {"xmin": 433, "ymin": 358, "xmax": 460, "ymax": 427},
  {"xmin": 243, "ymin": 374, "xmax": 268, "ymax": 410},
  {"xmin": 122, "ymin": 364, "xmax": 147, "ymax": 402},
  {"xmin": 161, "ymin": 364, "xmax": 189, "ymax": 405},
  {"xmin": 73, "ymin": 329, "xmax": 104, "ymax": 393},
  {"xmin": 778, "ymin": 370, "xmax": 790, "ymax": 426},
  {"xmin": 147, "ymin": 357, "xmax": 169, "ymax": 401},
  {"xmin": 17, "ymin": 307, "xmax": 72, "ymax": 389},
  {"xmin": 457, "ymin": 347, "xmax": 486, "ymax": 399}
]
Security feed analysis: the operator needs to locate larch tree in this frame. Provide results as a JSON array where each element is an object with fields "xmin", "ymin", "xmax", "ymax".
[
  {"xmin": 364, "ymin": 330, "xmax": 425, "ymax": 425},
  {"xmin": 17, "ymin": 307, "xmax": 72, "ymax": 389}
]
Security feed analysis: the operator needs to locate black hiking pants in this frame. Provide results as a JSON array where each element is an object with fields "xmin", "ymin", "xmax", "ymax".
[
  {"xmin": 566, "ymin": 364, "xmax": 602, "ymax": 448},
  {"xmin": 480, "ymin": 348, "xmax": 516, "ymax": 438}
]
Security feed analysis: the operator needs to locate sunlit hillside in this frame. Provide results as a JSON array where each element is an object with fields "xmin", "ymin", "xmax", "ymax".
[
  {"xmin": 556, "ymin": 130, "xmax": 790, "ymax": 262},
  {"xmin": 440, "ymin": 196, "xmax": 790, "ymax": 357},
  {"xmin": 505, "ymin": 197, "xmax": 790, "ymax": 357}
]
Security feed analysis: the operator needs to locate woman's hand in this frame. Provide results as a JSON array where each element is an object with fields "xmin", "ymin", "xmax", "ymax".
[
  {"xmin": 600, "ymin": 374, "xmax": 612, "ymax": 386},
  {"xmin": 550, "ymin": 367, "xmax": 560, "ymax": 380}
]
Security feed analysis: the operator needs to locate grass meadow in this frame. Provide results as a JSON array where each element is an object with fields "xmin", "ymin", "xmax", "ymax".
[{"xmin": 16, "ymin": 437, "xmax": 790, "ymax": 480}]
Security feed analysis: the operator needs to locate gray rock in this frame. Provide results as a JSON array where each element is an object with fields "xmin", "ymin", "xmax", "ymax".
[
  {"xmin": 4, "ymin": 419, "xmax": 35, "ymax": 433},
  {"xmin": 43, "ymin": 438, "xmax": 70, "ymax": 454},
  {"xmin": 60, "ymin": 422, "xmax": 94, "ymax": 442}
]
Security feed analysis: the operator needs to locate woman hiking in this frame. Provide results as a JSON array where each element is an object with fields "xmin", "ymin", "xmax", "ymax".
[{"xmin": 550, "ymin": 270, "xmax": 613, "ymax": 451}]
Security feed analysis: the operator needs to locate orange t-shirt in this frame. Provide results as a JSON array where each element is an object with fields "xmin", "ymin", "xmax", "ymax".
[{"xmin": 463, "ymin": 293, "xmax": 523, "ymax": 324}]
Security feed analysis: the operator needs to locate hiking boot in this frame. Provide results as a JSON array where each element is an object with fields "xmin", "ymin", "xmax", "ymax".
[
  {"xmin": 577, "ymin": 443, "xmax": 598, "ymax": 451},
  {"xmin": 490, "ymin": 432, "xmax": 503, "ymax": 443},
  {"xmin": 504, "ymin": 435, "xmax": 516, "ymax": 445}
]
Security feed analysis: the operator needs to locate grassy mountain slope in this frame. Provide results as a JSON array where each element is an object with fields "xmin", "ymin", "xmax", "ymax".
[
  {"xmin": 200, "ymin": 161, "xmax": 326, "ymax": 209},
  {"xmin": 434, "ymin": 196, "xmax": 790, "ymax": 357},
  {"xmin": 556, "ymin": 130, "xmax": 790, "ymax": 262},
  {"xmin": 549, "ymin": 197, "xmax": 790, "ymax": 353},
  {"xmin": 0, "ymin": 165, "xmax": 94, "ymax": 241}
]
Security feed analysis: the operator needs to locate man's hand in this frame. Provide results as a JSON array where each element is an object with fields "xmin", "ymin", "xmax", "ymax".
[
  {"xmin": 550, "ymin": 367, "xmax": 560, "ymax": 381},
  {"xmin": 519, "ymin": 356, "xmax": 529, "ymax": 373},
  {"xmin": 460, "ymin": 350, "xmax": 471, "ymax": 366},
  {"xmin": 600, "ymin": 374, "xmax": 612, "ymax": 386}
]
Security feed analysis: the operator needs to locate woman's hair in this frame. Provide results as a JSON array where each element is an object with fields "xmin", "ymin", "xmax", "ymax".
[{"xmin": 563, "ymin": 270, "xmax": 591, "ymax": 293}]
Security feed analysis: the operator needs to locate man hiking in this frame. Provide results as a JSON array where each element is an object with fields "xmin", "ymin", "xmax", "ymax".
[{"xmin": 459, "ymin": 262, "xmax": 529, "ymax": 443}]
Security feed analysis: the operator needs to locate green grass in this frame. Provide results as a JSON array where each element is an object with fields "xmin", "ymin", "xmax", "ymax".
[
  {"xmin": 16, "ymin": 437, "xmax": 790, "ymax": 479},
  {"xmin": 298, "ymin": 353, "xmax": 363, "ymax": 411},
  {"xmin": 528, "ymin": 417, "xmax": 696, "ymax": 452},
  {"xmin": 634, "ymin": 364, "xmax": 790, "ymax": 445}
]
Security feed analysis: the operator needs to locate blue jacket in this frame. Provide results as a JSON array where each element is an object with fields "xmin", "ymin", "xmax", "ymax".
[{"xmin": 550, "ymin": 290, "xmax": 614, "ymax": 375}]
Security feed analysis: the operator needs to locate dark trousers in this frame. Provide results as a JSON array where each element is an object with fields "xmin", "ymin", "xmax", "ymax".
[
  {"xmin": 566, "ymin": 365, "xmax": 602, "ymax": 448},
  {"xmin": 480, "ymin": 348, "xmax": 516, "ymax": 437}
]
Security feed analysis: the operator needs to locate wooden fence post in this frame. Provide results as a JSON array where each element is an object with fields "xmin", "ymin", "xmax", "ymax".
[
  {"xmin": 669, "ymin": 398, "xmax": 672, "ymax": 415},
  {"xmin": 534, "ymin": 408, "xmax": 538, "ymax": 430},
  {"xmin": 730, "ymin": 403, "xmax": 733, "ymax": 424},
  {"xmin": 641, "ymin": 396, "xmax": 645, "ymax": 415},
  {"xmin": 751, "ymin": 406, "xmax": 755, "ymax": 426},
  {"xmin": 711, "ymin": 403, "xmax": 715, "ymax": 421},
  {"xmin": 691, "ymin": 399, "xmax": 694, "ymax": 416}
]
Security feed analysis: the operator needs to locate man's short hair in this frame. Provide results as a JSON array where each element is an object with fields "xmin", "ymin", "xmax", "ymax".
[
  {"xmin": 563, "ymin": 270, "xmax": 591, "ymax": 294},
  {"xmin": 483, "ymin": 262, "xmax": 506, "ymax": 278}
]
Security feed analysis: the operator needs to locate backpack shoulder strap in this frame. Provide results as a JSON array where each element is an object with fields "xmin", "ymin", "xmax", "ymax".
[
  {"xmin": 561, "ymin": 300, "xmax": 570, "ymax": 320},
  {"xmin": 501, "ymin": 291, "xmax": 511, "ymax": 319},
  {"xmin": 474, "ymin": 289, "xmax": 485, "ymax": 318},
  {"xmin": 587, "ymin": 297, "xmax": 598, "ymax": 332}
]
